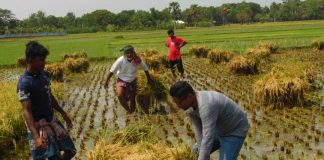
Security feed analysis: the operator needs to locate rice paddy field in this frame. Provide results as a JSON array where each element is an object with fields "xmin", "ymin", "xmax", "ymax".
[{"xmin": 0, "ymin": 20, "xmax": 323, "ymax": 160}]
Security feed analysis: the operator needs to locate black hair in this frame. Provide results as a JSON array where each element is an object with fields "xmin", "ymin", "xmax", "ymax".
[
  {"xmin": 167, "ymin": 29, "xmax": 174, "ymax": 34},
  {"xmin": 25, "ymin": 41, "xmax": 49, "ymax": 60},
  {"xmin": 170, "ymin": 81, "xmax": 194, "ymax": 99}
]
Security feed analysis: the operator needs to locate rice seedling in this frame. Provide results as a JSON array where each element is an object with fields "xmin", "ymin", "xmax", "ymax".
[
  {"xmin": 62, "ymin": 52, "xmax": 88, "ymax": 60},
  {"xmin": 188, "ymin": 45, "xmax": 210, "ymax": 58},
  {"xmin": 45, "ymin": 63, "xmax": 64, "ymax": 82},
  {"xmin": 207, "ymin": 49, "xmax": 234, "ymax": 64},
  {"xmin": 253, "ymin": 67, "xmax": 309, "ymax": 108},
  {"xmin": 64, "ymin": 57, "xmax": 90, "ymax": 73},
  {"xmin": 228, "ymin": 56, "xmax": 258, "ymax": 74},
  {"xmin": 311, "ymin": 37, "xmax": 324, "ymax": 50}
]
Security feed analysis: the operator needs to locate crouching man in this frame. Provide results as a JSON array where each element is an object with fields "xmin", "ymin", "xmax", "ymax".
[{"xmin": 170, "ymin": 81, "xmax": 249, "ymax": 160}]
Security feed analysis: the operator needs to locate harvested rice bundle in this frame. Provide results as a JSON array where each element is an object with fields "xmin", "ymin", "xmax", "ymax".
[
  {"xmin": 189, "ymin": 45, "xmax": 210, "ymax": 58},
  {"xmin": 256, "ymin": 41, "xmax": 278, "ymax": 54},
  {"xmin": 143, "ymin": 54, "xmax": 168, "ymax": 71},
  {"xmin": 62, "ymin": 52, "xmax": 87, "ymax": 60},
  {"xmin": 311, "ymin": 38, "xmax": 324, "ymax": 50},
  {"xmin": 246, "ymin": 47, "xmax": 271, "ymax": 59},
  {"xmin": 136, "ymin": 71, "xmax": 168, "ymax": 113},
  {"xmin": 87, "ymin": 141, "xmax": 196, "ymax": 160},
  {"xmin": 88, "ymin": 122, "xmax": 196, "ymax": 160},
  {"xmin": 64, "ymin": 57, "xmax": 90, "ymax": 73},
  {"xmin": 228, "ymin": 56, "xmax": 258, "ymax": 74},
  {"xmin": 17, "ymin": 57, "xmax": 27, "ymax": 67},
  {"xmin": 111, "ymin": 122, "xmax": 156, "ymax": 145},
  {"xmin": 207, "ymin": 49, "xmax": 234, "ymax": 64},
  {"xmin": 253, "ymin": 67, "xmax": 308, "ymax": 108},
  {"xmin": 45, "ymin": 63, "xmax": 64, "ymax": 82},
  {"xmin": 137, "ymin": 48, "xmax": 160, "ymax": 57}
]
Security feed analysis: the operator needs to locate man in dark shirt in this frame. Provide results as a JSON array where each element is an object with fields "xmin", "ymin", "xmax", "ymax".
[{"xmin": 17, "ymin": 41, "xmax": 76, "ymax": 160}]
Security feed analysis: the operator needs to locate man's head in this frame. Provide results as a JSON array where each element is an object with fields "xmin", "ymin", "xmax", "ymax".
[
  {"xmin": 120, "ymin": 45, "xmax": 135, "ymax": 61},
  {"xmin": 167, "ymin": 29, "xmax": 175, "ymax": 38},
  {"xmin": 170, "ymin": 81, "xmax": 195, "ymax": 110},
  {"xmin": 25, "ymin": 41, "xmax": 49, "ymax": 72}
]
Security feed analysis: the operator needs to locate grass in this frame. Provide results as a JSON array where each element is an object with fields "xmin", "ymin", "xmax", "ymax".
[{"xmin": 0, "ymin": 20, "xmax": 323, "ymax": 66}]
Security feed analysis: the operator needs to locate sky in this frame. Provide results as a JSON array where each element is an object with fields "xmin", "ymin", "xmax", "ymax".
[{"xmin": 1, "ymin": 0, "xmax": 283, "ymax": 20}]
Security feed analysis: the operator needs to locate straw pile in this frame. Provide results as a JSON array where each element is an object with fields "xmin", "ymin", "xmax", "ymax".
[
  {"xmin": 189, "ymin": 46, "xmax": 210, "ymax": 58},
  {"xmin": 62, "ymin": 52, "xmax": 87, "ymax": 60},
  {"xmin": 253, "ymin": 67, "xmax": 308, "ymax": 108},
  {"xmin": 87, "ymin": 122, "xmax": 196, "ymax": 160},
  {"xmin": 64, "ymin": 58, "xmax": 90, "ymax": 73},
  {"xmin": 136, "ymin": 71, "xmax": 168, "ymax": 113},
  {"xmin": 311, "ymin": 38, "xmax": 324, "ymax": 50},
  {"xmin": 45, "ymin": 63, "xmax": 64, "ymax": 82},
  {"xmin": 207, "ymin": 49, "xmax": 234, "ymax": 64},
  {"xmin": 228, "ymin": 56, "xmax": 258, "ymax": 74}
]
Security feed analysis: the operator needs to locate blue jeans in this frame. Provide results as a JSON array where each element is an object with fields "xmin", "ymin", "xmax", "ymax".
[{"xmin": 192, "ymin": 136, "xmax": 245, "ymax": 160}]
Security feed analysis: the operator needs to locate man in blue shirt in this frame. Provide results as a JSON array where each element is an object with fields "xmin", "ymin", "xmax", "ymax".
[{"xmin": 17, "ymin": 41, "xmax": 76, "ymax": 160}]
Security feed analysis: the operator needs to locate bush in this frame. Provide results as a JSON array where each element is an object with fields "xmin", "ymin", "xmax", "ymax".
[
  {"xmin": 106, "ymin": 24, "xmax": 117, "ymax": 32},
  {"xmin": 228, "ymin": 56, "xmax": 258, "ymax": 74},
  {"xmin": 64, "ymin": 58, "xmax": 90, "ymax": 73},
  {"xmin": 62, "ymin": 52, "xmax": 88, "ymax": 60},
  {"xmin": 17, "ymin": 57, "xmax": 27, "ymax": 67},
  {"xmin": 253, "ymin": 67, "xmax": 308, "ymax": 108},
  {"xmin": 207, "ymin": 49, "xmax": 234, "ymax": 64},
  {"xmin": 189, "ymin": 46, "xmax": 210, "ymax": 58},
  {"xmin": 311, "ymin": 38, "xmax": 324, "ymax": 50},
  {"xmin": 197, "ymin": 21, "xmax": 213, "ymax": 27},
  {"xmin": 45, "ymin": 63, "xmax": 64, "ymax": 82}
]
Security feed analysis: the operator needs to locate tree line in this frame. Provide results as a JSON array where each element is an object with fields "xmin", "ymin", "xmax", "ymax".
[{"xmin": 1, "ymin": 0, "xmax": 323, "ymax": 34}]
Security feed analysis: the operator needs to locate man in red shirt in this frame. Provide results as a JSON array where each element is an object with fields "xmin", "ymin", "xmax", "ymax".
[{"xmin": 165, "ymin": 29, "xmax": 187, "ymax": 78}]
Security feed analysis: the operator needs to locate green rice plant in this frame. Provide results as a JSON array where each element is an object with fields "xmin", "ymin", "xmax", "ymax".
[
  {"xmin": 207, "ymin": 49, "xmax": 234, "ymax": 64},
  {"xmin": 188, "ymin": 45, "xmax": 210, "ymax": 58}
]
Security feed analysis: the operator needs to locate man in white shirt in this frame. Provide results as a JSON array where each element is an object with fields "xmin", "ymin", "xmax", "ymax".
[
  {"xmin": 170, "ymin": 81, "xmax": 249, "ymax": 160},
  {"xmin": 104, "ymin": 45, "xmax": 152, "ymax": 114}
]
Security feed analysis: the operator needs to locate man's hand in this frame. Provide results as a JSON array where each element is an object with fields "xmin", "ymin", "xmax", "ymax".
[
  {"xmin": 63, "ymin": 113, "xmax": 73, "ymax": 129},
  {"xmin": 35, "ymin": 136, "xmax": 47, "ymax": 150}
]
